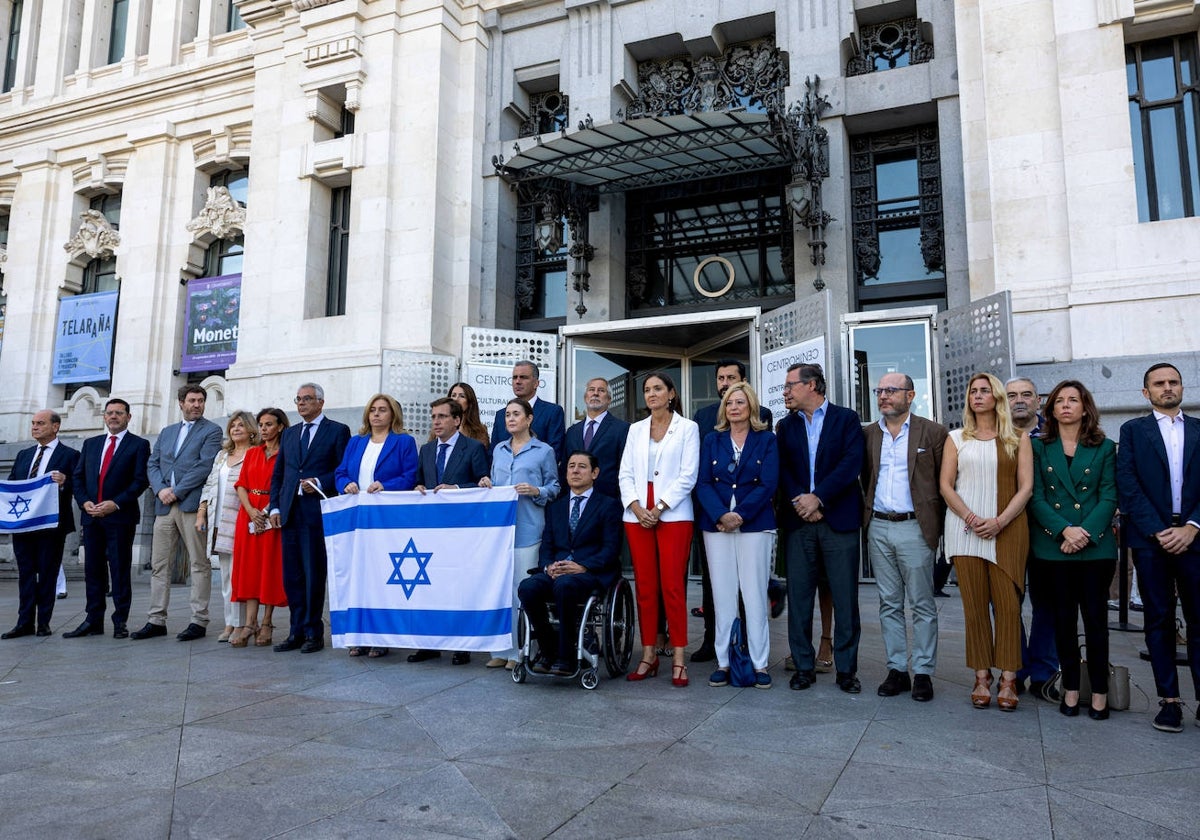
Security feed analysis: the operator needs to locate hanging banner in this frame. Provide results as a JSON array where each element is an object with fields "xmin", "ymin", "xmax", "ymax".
[
  {"xmin": 181, "ymin": 273, "xmax": 241, "ymax": 373},
  {"xmin": 759, "ymin": 335, "xmax": 826, "ymax": 421},
  {"xmin": 462, "ymin": 361, "xmax": 557, "ymax": 436},
  {"xmin": 52, "ymin": 290, "xmax": 119, "ymax": 384}
]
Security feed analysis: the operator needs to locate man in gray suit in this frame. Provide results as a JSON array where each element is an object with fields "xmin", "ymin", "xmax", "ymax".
[{"xmin": 132, "ymin": 385, "xmax": 223, "ymax": 641}]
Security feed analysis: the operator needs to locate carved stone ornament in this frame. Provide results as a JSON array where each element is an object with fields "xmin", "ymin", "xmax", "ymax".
[
  {"xmin": 63, "ymin": 209, "xmax": 120, "ymax": 260},
  {"xmin": 293, "ymin": 0, "xmax": 343, "ymax": 10},
  {"xmin": 186, "ymin": 186, "xmax": 247, "ymax": 241}
]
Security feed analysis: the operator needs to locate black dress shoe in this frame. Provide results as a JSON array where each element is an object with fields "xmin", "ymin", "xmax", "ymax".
[
  {"xmin": 451, "ymin": 651, "xmax": 471, "ymax": 665},
  {"xmin": 1088, "ymin": 706, "xmax": 1109, "ymax": 720},
  {"xmin": 877, "ymin": 669, "xmax": 912, "ymax": 697},
  {"xmin": 911, "ymin": 674, "xmax": 934, "ymax": 702},
  {"xmin": 300, "ymin": 638, "xmax": 324, "ymax": 653},
  {"xmin": 836, "ymin": 672, "xmax": 862, "ymax": 694},
  {"xmin": 690, "ymin": 644, "xmax": 716, "ymax": 663},
  {"xmin": 35, "ymin": 625, "xmax": 52, "ymax": 637},
  {"xmin": 113, "ymin": 623, "xmax": 129, "ymax": 639},
  {"xmin": 274, "ymin": 637, "xmax": 302, "ymax": 652},
  {"xmin": 130, "ymin": 622, "xmax": 167, "ymax": 640},
  {"xmin": 530, "ymin": 655, "xmax": 552, "ymax": 674},
  {"xmin": 1059, "ymin": 699, "xmax": 1079, "ymax": 717},
  {"xmin": 1, "ymin": 625, "xmax": 34, "ymax": 640},
  {"xmin": 57, "ymin": 592, "xmax": 68, "ymax": 599},
  {"xmin": 63, "ymin": 621, "xmax": 104, "ymax": 638},
  {"xmin": 406, "ymin": 649, "xmax": 441, "ymax": 663},
  {"xmin": 789, "ymin": 670, "xmax": 816, "ymax": 691},
  {"xmin": 550, "ymin": 660, "xmax": 574, "ymax": 676},
  {"xmin": 176, "ymin": 623, "xmax": 207, "ymax": 642}
]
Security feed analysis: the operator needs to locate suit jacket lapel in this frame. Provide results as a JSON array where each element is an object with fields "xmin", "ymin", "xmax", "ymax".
[
  {"xmin": 1183, "ymin": 416, "xmax": 1200, "ymax": 476},
  {"xmin": 1067, "ymin": 442, "xmax": 1098, "ymax": 488},
  {"xmin": 1143, "ymin": 415, "xmax": 1170, "ymax": 471},
  {"xmin": 571, "ymin": 495, "xmax": 598, "ymax": 545},
  {"xmin": 1045, "ymin": 440, "xmax": 1078, "ymax": 502},
  {"xmin": 441, "ymin": 438, "xmax": 464, "ymax": 478}
]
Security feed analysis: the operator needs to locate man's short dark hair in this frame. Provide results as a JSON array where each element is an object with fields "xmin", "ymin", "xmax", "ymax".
[
  {"xmin": 105, "ymin": 398, "xmax": 131, "ymax": 413},
  {"xmin": 715, "ymin": 359, "xmax": 746, "ymax": 380},
  {"xmin": 514, "ymin": 359, "xmax": 540, "ymax": 379},
  {"xmin": 430, "ymin": 396, "xmax": 463, "ymax": 419},
  {"xmin": 787, "ymin": 362, "xmax": 827, "ymax": 396},
  {"xmin": 1143, "ymin": 362, "xmax": 1182, "ymax": 389},
  {"xmin": 177, "ymin": 384, "xmax": 206, "ymax": 402},
  {"xmin": 567, "ymin": 450, "xmax": 599, "ymax": 471}
]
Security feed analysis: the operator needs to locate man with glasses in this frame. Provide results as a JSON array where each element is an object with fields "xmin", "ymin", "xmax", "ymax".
[
  {"xmin": 861, "ymin": 373, "xmax": 947, "ymax": 701},
  {"xmin": 777, "ymin": 363, "xmax": 865, "ymax": 693},
  {"xmin": 269, "ymin": 383, "xmax": 350, "ymax": 653}
]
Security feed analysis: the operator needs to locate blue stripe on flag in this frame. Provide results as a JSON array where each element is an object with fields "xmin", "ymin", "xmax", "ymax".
[
  {"xmin": 0, "ymin": 513, "xmax": 58, "ymax": 532},
  {"xmin": 0, "ymin": 475, "xmax": 55, "ymax": 493},
  {"xmin": 323, "ymin": 500, "xmax": 517, "ymax": 536},
  {"xmin": 330, "ymin": 607, "xmax": 512, "ymax": 636}
]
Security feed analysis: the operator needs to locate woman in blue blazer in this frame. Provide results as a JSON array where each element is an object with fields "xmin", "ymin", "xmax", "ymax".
[
  {"xmin": 696, "ymin": 383, "xmax": 779, "ymax": 688},
  {"xmin": 334, "ymin": 393, "xmax": 419, "ymax": 657}
]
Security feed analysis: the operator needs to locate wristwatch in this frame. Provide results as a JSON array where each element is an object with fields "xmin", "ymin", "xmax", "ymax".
[{"xmin": 655, "ymin": 501, "xmax": 667, "ymax": 513}]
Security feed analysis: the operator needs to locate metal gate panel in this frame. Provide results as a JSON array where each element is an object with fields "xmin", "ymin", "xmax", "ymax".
[
  {"xmin": 936, "ymin": 291, "xmax": 1014, "ymax": 430},
  {"xmin": 461, "ymin": 326, "xmax": 558, "ymax": 374},
  {"xmin": 760, "ymin": 290, "xmax": 833, "ymax": 353},
  {"xmin": 381, "ymin": 350, "xmax": 459, "ymax": 441}
]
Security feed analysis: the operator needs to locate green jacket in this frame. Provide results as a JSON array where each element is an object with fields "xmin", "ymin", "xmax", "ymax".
[{"xmin": 1029, "ymin": 436, "xmax": 1118, "ymax": 561}]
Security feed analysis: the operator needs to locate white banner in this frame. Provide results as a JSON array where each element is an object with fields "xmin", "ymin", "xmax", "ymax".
[
  {"xmin": 462, "ymin": 362, "xmax": 557, "ymax": 436},
  {"xmin": 322, "ymin": 486, "xmax": 518, "ymax": 651},
  {"xmin": 0, "ymin": 475, "xmax": 60, "ymax": 534},
  {"xmin": 760, "ymin": 335, "xmax": 826, "ymax": 421}
]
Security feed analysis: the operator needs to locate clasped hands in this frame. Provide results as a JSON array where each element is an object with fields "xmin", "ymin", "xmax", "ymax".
[
  {"xmin": 963, "ymin": 511, "xmax": 1003, "ymax": 540},
  {"xmin": 547, "ymin": 559, "xmax": 584, "ymax": 578},
  {"xmin": 792, "ymin": 493, "xmax": 823, "ymax": 523},
  {"xmin": 716, "ymin": 512, "xmax": 744, "ymax": 532},
  {"xmin": 1058, "ymin": 525, "xmax": 1091, "ymax": 555},
  {"xmin": 630, "ymin": 501, "xmax": 661, "ymax": 529},
  {"xmin": 1156, "ymin": 524, "xmax": 1198, "ymax": 555}
]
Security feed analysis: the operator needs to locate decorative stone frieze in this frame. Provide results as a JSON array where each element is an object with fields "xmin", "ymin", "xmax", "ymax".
[
  {"xmin": 187, "ymin": 186, "xmax": 248, "ymax": 241},
  {"xmin": 63, "ymin": 210, "xmax": 121, "ymax": 261},
  {"xmin": 304, "ymin": 34, "xmax": 363, "ymax": 67}
]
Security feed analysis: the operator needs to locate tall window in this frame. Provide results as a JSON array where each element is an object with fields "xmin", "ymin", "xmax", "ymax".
[
  {"xmin": 515, "ymin": 196, "xmax": 568, "ymax": 329},
  {"xmin": 326, "ymin": 186, "xmax": 350, "ymax": 316},
  {"xmin": 82, "ymin": 192, "xmax": 121, "ymax": 293},
  {"xmin": 0, "ymin": 210, "xmax": 8, "ymax": 354},
  {"xmin": 107, "ymin": 0, "xmax": 128, "ymax": 65},
  {"xmin": 2, "ymin": 0, "xmax": 22, "ymax": 92},
  {"xmin": 850, "ymin": 125, "xmax": 946, "ymax": 310},
  {"xmin": 227, "ymin": 1, "xmax": 245, "ymax": 32},
  {"xmin": 1127, "ymin": 35, "xmax": 1200, "ymax": 222},
  {"xmin": 203, "ymin": 168, "xmax": 247, "ymax": 277}
]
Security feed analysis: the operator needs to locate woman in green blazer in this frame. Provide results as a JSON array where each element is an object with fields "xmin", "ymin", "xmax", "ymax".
[{"xmin": 1029, "ymin": 380, "xmax": 1118, "ymax": 720}]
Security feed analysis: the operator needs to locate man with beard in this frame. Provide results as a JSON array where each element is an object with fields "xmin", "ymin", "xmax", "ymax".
[{"xmin": 563, "ymin": 377, "xmax": 628, "ymax": 501}]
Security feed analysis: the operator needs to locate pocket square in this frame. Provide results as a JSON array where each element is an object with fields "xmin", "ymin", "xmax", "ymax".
[{"xmin": 917, "ymin": 448, "xmax": 926, "ymax": 453}]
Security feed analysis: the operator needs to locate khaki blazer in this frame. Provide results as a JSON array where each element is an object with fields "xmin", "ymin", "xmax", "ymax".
[{"xmin": 861, "ymin": 414, "xmax": 949, "ymax": 550}]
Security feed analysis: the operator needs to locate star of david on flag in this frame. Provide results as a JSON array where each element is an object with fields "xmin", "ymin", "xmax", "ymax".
[
  {"xmin": 388, "ymin": 538, "xmax": 432, "ymax": 597},
  {"xmin": 0, "ymin": 475, "xmax": 60, "ymax": 534}
]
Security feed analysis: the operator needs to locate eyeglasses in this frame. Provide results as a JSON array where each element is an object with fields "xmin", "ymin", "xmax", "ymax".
[
  {"xmin": 294, "ymin": 396, "xmax": 319, "ymax": 404},
  {"xmin": 782, "ymin": 380, "xmax": 803, "ymax": 391},
  {"xmin": 872, "ymin": 387, "xmax": 909, "ymax": 397}
]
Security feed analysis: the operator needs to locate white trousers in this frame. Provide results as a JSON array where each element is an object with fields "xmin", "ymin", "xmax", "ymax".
[
  {"xmin": 492, "ymin": 542, "xmax": 540, "ymax": 661},
  {"xmin": 703, "ymin": 530, "xmax": 773, "ymax": 670}
]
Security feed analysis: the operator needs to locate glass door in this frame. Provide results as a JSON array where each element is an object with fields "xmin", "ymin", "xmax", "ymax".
[{"xmin": 841, "ymin": 306, "xmax": 939, "ymax": 424}]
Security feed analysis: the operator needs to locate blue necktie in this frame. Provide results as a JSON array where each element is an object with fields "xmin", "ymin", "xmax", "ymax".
[
  {"xmin": 569, "ymin": 495, "xmax": 583, "ymax": 536},
  {"xmin": 436, "ymin": 443, "xmax": 449, "ymax": 484},
  {"xmin": 300, "ymin": 423, "xmax": 313, "ymax": 456},
  {"xmin": 583, "ymin": 420, "xmax": 596, "ymax": 450}
]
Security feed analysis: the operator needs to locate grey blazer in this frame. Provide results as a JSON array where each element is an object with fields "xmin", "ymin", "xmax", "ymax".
[{"xmin": 146, "ymin": 417, "xmax": 224, "ymax": 515}]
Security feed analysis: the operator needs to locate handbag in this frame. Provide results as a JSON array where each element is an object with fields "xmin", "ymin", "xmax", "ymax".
[
  {"xmin": 727, "ymin": 617, "xmax": 755, "ymax": 687},
  {"xmin": 1050, "ymin": 640, "xmax": 1130, "ymax": 711}
]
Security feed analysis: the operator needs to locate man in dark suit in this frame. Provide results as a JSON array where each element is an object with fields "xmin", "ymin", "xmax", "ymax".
[
  {"xmin": 861, "ymin": 373, "xmax": 947, "ymax": 702},
  {"xmin": 490, "ymin": 359, "xmax": 565, "ymax": 467},
  {"xmin": 409, "ymin": 396, "xmax": 491, "ymax": 665},
  {"xmin": 518, "ymin": 450, "xmax": 622, "ymax": 674},
  {"xmin": 563, "ymin": 377, "xmax": 628, "ymax": 501},
  {"xmin": 2, "ymin": 410, "xmax": 79, "ymax": 638},
  {"xmin": 65, "ymin": 398, "xmax": 151, "ymax": 639},
  {"xmin": 690, "ymin": 359, "xmax": 774, "ymax": 662},
  {"xmin": 1117, "ymin": 362, "xmax": 1200, "ymax": 733},
  {"xmin": 777, "ymin": 363, "xmax": 865, "ymax": 693},
  {"xmin": 269, "ymin": 382, "xmax": 351, "ymax": 654},
  {"xmin": 132, "ymin": 385, "xmax": 223, "ymax": 641}
]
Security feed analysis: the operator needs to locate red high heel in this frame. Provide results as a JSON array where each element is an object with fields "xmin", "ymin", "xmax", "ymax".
[
  {"xmin": 626, "ymin": 657, "xmax": 660, "ymax": 681},
  {"xmin": 672, "ymin": 664, "xmax": 689, "ymax": 687}
]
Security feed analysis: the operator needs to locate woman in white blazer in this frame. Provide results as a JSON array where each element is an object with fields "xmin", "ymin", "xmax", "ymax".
[{"xmin": 619, "ymin": 372, "xmax": 700, "ymax": 687}]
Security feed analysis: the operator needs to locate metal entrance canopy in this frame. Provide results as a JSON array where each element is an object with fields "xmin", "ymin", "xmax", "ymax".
[{"xmin": 493, "ymin": 111, "xmax": 795, "ymax": 193}]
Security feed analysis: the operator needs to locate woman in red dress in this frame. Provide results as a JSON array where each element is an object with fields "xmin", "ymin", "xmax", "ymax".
[{"xmin": 230, "ymin": 407, "xmax": 290, "ymax": 647}]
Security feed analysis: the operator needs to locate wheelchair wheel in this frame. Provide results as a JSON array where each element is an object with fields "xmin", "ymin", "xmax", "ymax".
[
  {"xmin": 580, "ymin": 668, "xmax": 599, "ymax": 690},
  {"xmin": 512, "ymin": 661, "xmax": 527, "ymax": 683},
  {"xmin": 604, "ymin": 577, "xmax": 636, "ymax": 677}
]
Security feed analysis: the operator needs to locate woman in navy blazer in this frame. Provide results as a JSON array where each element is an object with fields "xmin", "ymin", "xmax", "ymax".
[
  {"xmin": 696, "ymin": 383, "xmax": 779, "ymax": 688},
  {"xmin": 334, "ymin": 393, "xmax": 418, "ymax": 657}
]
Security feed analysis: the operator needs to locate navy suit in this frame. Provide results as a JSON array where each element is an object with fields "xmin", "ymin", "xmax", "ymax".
[
  {"xmin": 8, "ymin": 441, "xmax": 79, "ymax": 629},
  {"xmin": 563, "ymin": 414, "xmax": 629, "ymax": 501},
  {"xmin": 270, "ymin": 415, "xmax": 351, "ymax": 643},
  {"xmin": 417, "ymin": 434, "xmax": 489, "ymax": 488},
  {"xmin": 73, "ymin": 431, "xmax": 151, "ymax": 627},
  {"xmin": 491, "ymin": 399, "xmax": 565, "ymax": 467},
  {"xmin": 695, "ymin": 429, "xmax": 779, "ymax": 534},
  {"xmin": 335, "ymin": 432, "xmax": 419, "ymax": 493},
  {"xmin": 776, "ymin": 402, "xmax": 866, "ymax": 676},
  {"xmin": 1117, "ymin": 412, "xmax": 1200, "ymax": 700},
  {"xmin": 519, "ymin": 491, "xmax": 622, "ymax": 662}
]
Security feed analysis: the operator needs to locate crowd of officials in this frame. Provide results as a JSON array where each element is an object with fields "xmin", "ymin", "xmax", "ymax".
[{"xmin": 4, "ymin": 359, "xmax": 1199, "ymax": 733}]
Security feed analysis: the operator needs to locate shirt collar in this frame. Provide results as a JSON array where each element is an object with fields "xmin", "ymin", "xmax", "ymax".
[
  {"xmin": 586, "ymin": 410, "xmax": 608, "ymax": 425},
  {"xmin": 571, "ymin": 489, "xmax": 592, "ymax": 502},
  {"xmin": 439, "ymin": 431, "xmax": 460, "ymax": 446},
  {"xmin": 877, "ymin": 414, "xmax": 911, "ymax": 434},
  {"xmin": 1153, "ymin": 409, "xmax": 1185, "ymax": 424}
]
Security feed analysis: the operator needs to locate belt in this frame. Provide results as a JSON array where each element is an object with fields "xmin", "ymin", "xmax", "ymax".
[
  {"xmin": 872, "ymin": 510, "xmax": 917, "ymax": 522},
  {"xmin": 248, "ymin": 489, "xmax": 269, "ymax": 496},
  {"xmin": 1172, "ymin": 514, "xmax": 1182, "ymax": 527}
]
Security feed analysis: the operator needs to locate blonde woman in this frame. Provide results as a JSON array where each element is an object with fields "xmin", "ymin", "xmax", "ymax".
[
  {"xmin": 940, "ymin": 372, "xmax": 1033, "ymax": 711},
  {"xmin": 196, "ymin": 411, "xmax": 259, "ymax": 642}
]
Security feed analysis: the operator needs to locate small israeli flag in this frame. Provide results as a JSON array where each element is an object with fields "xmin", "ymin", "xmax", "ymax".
[
  {"xmin": 0, "ymin": 475, "xmax": 60, "ymax": 534},
  {"xmin": 322, "ymin": 486, "xmax": 518, "ymax": 651}
]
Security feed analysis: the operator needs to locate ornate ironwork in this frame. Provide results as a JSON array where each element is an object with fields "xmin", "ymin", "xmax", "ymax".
[
  {"xmin": 847, "ymin": 18, "xmax": 934, "ymax": 76},
  {"xmin": 519, "ymin": 91, "xmax": 569, "ymax": 138},
  {"xmin": 515, "ymin": 179, "xmax": 598, "ymax": 321},
  {"xmin": 776, "ymin": 76, "xmax": 833, "ymax": 282},
  {"xmin": 624, "ymin": 38, "xmax": 787, "ymax": 119}
]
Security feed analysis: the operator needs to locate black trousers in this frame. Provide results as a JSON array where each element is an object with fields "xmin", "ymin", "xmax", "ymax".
[
  {"xmin": 81, "ymin": 518, "xmax": 137, "ymax": 626},
  {"xmin": 518, "ymin": 571, "xmax": 603, "ymax": 662},
  {"xmin": 281, "ymin": 496, "xmax": 329, "ymax": 641},
  {"xmin": 1133, "ymin": 545, "xmax": 1200, "ymax": 699},
  {"xmin": 11, "ymin": 531, "xmax": 66, "ymax": 628},
  {"xmin": 1044, "ymin": 558, "xmax": 1116, "ymax": 693}
]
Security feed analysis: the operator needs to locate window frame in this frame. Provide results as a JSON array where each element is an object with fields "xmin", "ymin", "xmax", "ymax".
[{"xmin": 325, "ymin": 185, "xmax": 350, "ymax": 317}]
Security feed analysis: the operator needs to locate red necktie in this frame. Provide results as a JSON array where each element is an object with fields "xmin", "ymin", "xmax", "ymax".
[{"xmin": 97, "ymin": 435, "xmax": 117, "ymax": 502}]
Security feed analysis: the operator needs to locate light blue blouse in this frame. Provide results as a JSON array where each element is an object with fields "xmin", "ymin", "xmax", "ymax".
[{"xmin": 491, "ymin": 437, "xmax": 560, "ymax": 547}]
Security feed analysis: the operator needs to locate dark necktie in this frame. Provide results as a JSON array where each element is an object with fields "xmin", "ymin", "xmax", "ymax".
[
  {"xmin": 583, "ymin": 420, "xmax": 596, "ymax": 450},
  {"xmin": 97, "ymin": 435, "xmax": 117, "ymax": 502},
  {"xmin": 569, "ymin": 495, "xmax": 583, "ymax": 536},
  {"xmin": 28, "ymin": 446, "xmax": 47, "ymax": 478},
  {"xmin": 301, "ymin": 423, "xmax": 314, "ymax": 455},
  {"xmin": 436, "ymin": 442, "xmax": 449, "ymax": 484}
]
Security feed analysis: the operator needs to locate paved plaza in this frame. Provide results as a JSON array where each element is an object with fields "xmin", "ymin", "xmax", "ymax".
[{"xmin": 0, "ymin": 571, "xmax": 1196, "ymax": 840}]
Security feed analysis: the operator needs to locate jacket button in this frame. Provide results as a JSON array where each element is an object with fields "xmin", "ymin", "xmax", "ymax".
[
  {"xmin": 654, "ymin": 471, "xmax": 659, "ymax": 476},
  {"xmin": 1047, "ymin": 466, "xmax": 1054, "ymax": 472},
  {"xmin": 1081, "ymin": 486, "xmax": 1088, "ymax": 491},
  {"xmin": 1054, "ymin": 504, "xmax": 1061, "ymax": 510},
  {"xmin": 1074, "ymin": 503, "xmax": 1081, "ymax": 510},
  {"xmin": 732, "ymin": 484, "xmax": 737, "ymax": 489},
  {"xmin": 1084, "ymin": 468, "xmax": 1090, "ymax": 474},
  {"xmin": 1049, "ymin": 485, "xmax": 1055, "ymax": 490},
  {"xmin": 712, "ymin": 460, "xmax": 717, "ymax": 465}
]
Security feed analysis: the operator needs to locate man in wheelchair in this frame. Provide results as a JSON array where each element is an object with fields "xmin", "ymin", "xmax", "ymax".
[{"xmin": 518, "ymin": 451, "xmax": 622, "ymax": 675}]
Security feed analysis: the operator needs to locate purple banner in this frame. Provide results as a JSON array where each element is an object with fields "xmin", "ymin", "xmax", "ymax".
[{"xmin": 181, "ymin": 274, "xmax": 241, "ymax": 373}]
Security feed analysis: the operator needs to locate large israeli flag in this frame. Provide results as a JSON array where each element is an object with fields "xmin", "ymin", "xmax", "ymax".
[
  {"xmin": 0, "ymin": 475, "xmax": 60, "ymax": 534},
  {"xmin": 322, "ymin": 486, "xmax": 518, "ymax": 651}
]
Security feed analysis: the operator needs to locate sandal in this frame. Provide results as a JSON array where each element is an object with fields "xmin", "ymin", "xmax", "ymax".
[
  {"xmin": 815, "ymin": 635, "xmax": 834, "ymax": 673},
  {"xmin": 997, "ymin": 675, "xmax": 1019, "ymax": 712},
  {"xmin": 971, "ymin": 671, "xmax": 994, "ymax": 708},
  {"xmin": 229, "ymin": 625, "xmax": 258, "ymax": 648},
  {"xmin": 348, "ymin": 646, "xmax": 366, "ymax": 657},
  {"xmin": 255, "ymin": 622, "xmax": 274, "ymax": 647},
  {"xmin": 367, "ymin": 647, "xmax": 389, "ymax": 658}
]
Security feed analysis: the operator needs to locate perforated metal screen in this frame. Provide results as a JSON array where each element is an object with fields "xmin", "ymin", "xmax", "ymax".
[
  {"xmin": 760, "ymin": 291, "xmax": 833, "ymax": 353},
  {"xmin": 381, "ymin": 351, "xmax": 459, "ymax": 441},
  {"xmin": 936, "ymin": 291, "xmax": 1014, "ymax": 430}
]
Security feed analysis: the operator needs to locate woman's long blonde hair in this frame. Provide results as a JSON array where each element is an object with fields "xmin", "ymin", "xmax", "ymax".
[
  {"xmin": 961, "ymin": 372, "xmax": 1020, "ymax": 458},
  {"xmin": 715, "ymin": 382, "xmax": 768, "ymax": 432}
]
